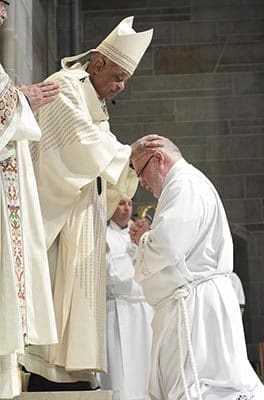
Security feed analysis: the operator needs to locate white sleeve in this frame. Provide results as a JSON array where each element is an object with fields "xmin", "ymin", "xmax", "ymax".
[{"xmin": 135, "ymin": 180, "xmax": 203, "ymax": 281}]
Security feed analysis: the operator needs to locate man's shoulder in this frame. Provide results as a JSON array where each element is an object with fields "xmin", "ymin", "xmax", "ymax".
[
  {"xmin": 170, "ymin": 163, "xmax": 216, "ymax": 198},
  {"xmin": 169, "ymin": 162, "xmax": 202, "ymax": 186},
  {"xmin": 46, "ymin": 68, "xmax": 89, "ymax": 87},
  {"xmin": 180, "ymin": 163, "xmax": 213, "ymax": 187}
]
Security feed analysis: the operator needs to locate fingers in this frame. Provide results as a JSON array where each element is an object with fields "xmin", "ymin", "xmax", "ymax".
[
  {"xmin": 42, "ymin": 89, "xmax": 59, "ymax": 98},
  {"xmin": 144, "ymin": 134, "xmax": 164, "ymax": 142},
  {"xmin": 35, "ymin": 81, "xmax": 60, "ymax": 96},
  {"xmin": 41, "ymin": 96, "xmax": 58, "ymax": 105},
  {"xmin": 37, "ymin": 80, "xmax": 59, "ymax": 89},
  {"xmin": 129, "ymin": 226, "xmax": 137, "ymax": 244},
  {"xmin": 130, "ymin": 222, "xmax": 150, "ymax": 245},
  {"xmin": 131, "ymin": 134, "xmax": 165, "ymax": 161},
  {"xmin": 135, "ymin": 219, "xmax": 146, "ymax": 228},
  {"xmin": 146, "ymin": 139, "xmax": 164, "ymax": 148}
]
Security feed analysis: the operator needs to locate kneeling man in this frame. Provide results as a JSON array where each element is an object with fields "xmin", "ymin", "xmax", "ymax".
[{"xmin": 130, "ymin": 136, "xmax": 264, "ymax": 400}]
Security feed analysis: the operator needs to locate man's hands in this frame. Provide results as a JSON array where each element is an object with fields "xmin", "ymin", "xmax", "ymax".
[
  {"xmin": 19, "ymin": 80, "xmax": 59, "ymax": 112},
  {"xmin": 130, "ymin": 218, "xmax": 150, "ymax": 245},
  {"xmin": 130, "ymin": 134, "xmax": 164, "ymax": 163}
]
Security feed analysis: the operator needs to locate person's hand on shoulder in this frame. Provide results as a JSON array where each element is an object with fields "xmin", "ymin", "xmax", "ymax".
[{"xmin": 19, "ymin": 80, "xmax": 59, "ymax": 112}]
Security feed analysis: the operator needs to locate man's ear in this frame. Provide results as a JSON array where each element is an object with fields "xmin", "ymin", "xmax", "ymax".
[
  {"xmin": 93, "ymin": 55, "xmax": 106, "ymax": 74},
  {"xmin": 154, "ymin": 150, "xmax": 164, "ymax": 164}
]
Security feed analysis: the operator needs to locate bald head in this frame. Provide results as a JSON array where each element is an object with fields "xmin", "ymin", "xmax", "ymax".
[
  {"xmin": 132, "ymin": 136, "xmax": 183, "ymax": 198},
  {"xmin": 156, "ymin": 137, "xmax": 182, "ymax": 160},
  {"xmin": 133, "ymin": 135, "xmax": 182, "ymax": 165}
]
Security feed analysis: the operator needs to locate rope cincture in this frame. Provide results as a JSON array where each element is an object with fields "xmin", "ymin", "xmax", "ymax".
[
  {"xmin": 154, "ymin": 274, "xmax": 256, "ymax": 400},
  {"xmin": 171, "ymin": 286, "xmax": 203, "ymax": 400},
  {"xmin": 179, "ymin": 294, "xmax": 203, "ymax": 400},
  {"xmin": 154, "ymin": 275, "xmax": 228, "ymax": 400}
]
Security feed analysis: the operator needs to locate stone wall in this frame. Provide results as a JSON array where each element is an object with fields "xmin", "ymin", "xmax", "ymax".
[
  {"xmin": 33, "ymin": 0, "xmax": 58, "ymax": 82},
  {"xmin": 81, "ymin": 0, "xmax": 264, "ymax": 343},
  {"xmin": 57, "ymin": 0, "xmax": 81, "ymax": 61}
]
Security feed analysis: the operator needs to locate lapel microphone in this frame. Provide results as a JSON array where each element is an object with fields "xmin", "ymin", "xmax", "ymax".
[{"xmin": 97, "ymin": 177, "xmax": 102, "ymax": 196}]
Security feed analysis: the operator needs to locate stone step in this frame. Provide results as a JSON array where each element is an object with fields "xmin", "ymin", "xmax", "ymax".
[{"xmin": 12, "ymin": 391, "xmax": 114, "ymax": 400}]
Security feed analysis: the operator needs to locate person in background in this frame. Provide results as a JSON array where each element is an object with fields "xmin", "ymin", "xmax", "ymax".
[
  {"xmin": 100, "ymin": 196, "xmax": 153, "ymax": 400},
  {"xmin": 0, "ymin": 1, "xmax": 59, "ymax": 398},
  {"xmin": 130, "ymin": 135, "xmax": 264, "ymax": 400}
]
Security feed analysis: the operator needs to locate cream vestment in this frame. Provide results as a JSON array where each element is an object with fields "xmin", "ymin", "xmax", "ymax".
[
  {"xmin": 135, "ymin": 159, "xmax": 264, "ymax": 400},
  {"xmin": 20, "ymin": 63, "xmax": 137, "ymax": 384},
  {"xmin": 100, "ymin": 221, "xmax": 153, "ymax": 399},
  {"xmin": 0, "ymin": 64, "xmax": 57, "ymax": 399}
]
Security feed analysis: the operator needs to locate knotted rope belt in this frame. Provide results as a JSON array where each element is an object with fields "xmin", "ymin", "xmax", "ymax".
[{"xmin": 154, "ymin": 274, "xmax": 229, "ymax": 400}]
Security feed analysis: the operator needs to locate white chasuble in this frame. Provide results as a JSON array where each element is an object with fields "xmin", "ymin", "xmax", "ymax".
[
  {"xmin": 100, "ymin": 221, "xmax": 153, "ymax": 400},
  {"xmin": 0, "ymin": 65, "xmax": 57, "ymax": 399},
  {"xmin": 135, "ymin": 159, "xmax": 264, "ymax": 400},
  {"xmin": 21, "ymin": 65, "xmax": 138, "ymax": 382}
]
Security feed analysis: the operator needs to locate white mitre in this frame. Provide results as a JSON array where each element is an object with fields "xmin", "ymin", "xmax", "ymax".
[
  {"xmin": 61, "ymin": 16, "xmax": 153, "ymax": 75},
  {"xmin": 96, "ymin": 16, "xmax": 153, "ymax": 74}
]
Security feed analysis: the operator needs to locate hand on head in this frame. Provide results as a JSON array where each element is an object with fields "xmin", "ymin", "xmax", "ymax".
[
  {"xmin": 130, "ymin": 134, "xmax": 165, "ymax": 162},
  {"xmin": 19, "ymin": 80, "xmax": 59, "ymax": 112}
]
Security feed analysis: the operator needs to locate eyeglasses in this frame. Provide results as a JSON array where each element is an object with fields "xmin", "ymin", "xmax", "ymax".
[{"xmin": 136, "ymin": 155, "xmax": 154, "ymax": 178}]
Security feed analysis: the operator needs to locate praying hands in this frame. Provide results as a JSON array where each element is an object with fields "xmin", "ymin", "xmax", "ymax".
[{"xmin": 129, "ymin": 218, "xmax": 150, "ymax": 245}]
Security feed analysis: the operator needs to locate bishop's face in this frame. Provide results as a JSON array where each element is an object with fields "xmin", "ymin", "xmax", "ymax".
[
  {"xmin": 90, "ymin": 55, "xmax": 131, "ymax": 100},
  {"xmin": 0, "ymin": 1, "xmax": 8, "ymax": 26}
]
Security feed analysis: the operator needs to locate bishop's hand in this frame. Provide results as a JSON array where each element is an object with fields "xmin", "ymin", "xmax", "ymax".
[{"xmin": 130, "ymin": 134, "xmax": 164, "ymax": 163}]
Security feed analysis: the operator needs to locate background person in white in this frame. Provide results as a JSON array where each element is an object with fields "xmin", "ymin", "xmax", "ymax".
[
  {"xmin": 130, "ymin": 136, "xmax": 264, "ymax": 400},
  {"xmin": 0, "ymin": 1, "xmax": 59, "ymax": 398},
  {"xmin": 100, "ymin": 196, "xmax": 153, "ymax": 400}
]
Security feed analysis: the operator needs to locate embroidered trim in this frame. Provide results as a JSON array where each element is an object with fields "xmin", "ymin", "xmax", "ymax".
[
  {"xmin": 98, "ymin": 42, "xmax": 136, "ymax": 74},
  {"xmin": 0, "ymin": 79, "xmax": 18, "ymax": 136},
  {"xmin": 0, "ymin": 155, "xmax": 27, "ymax": 333}
]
